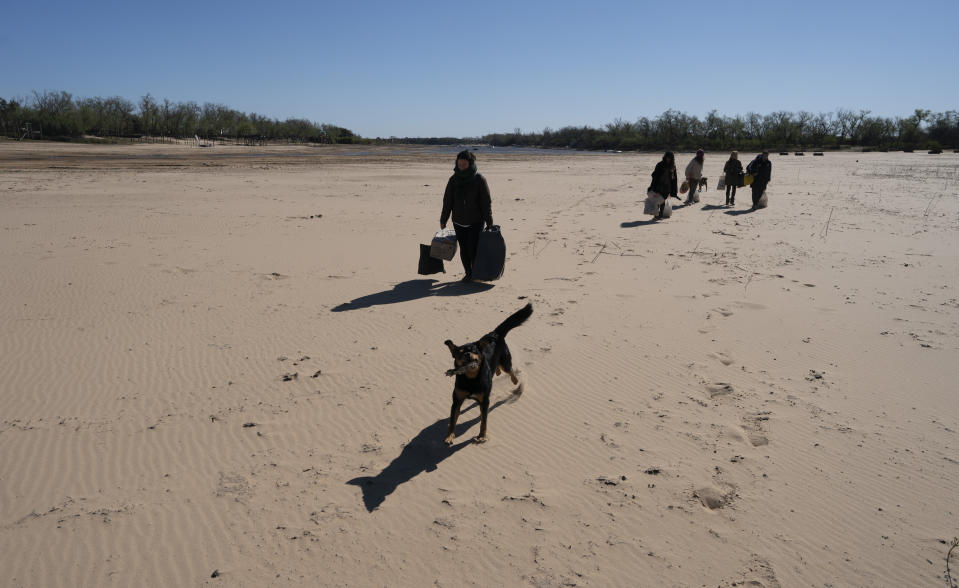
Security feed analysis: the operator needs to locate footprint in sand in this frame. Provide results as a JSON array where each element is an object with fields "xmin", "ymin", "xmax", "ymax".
[
  {"xmin": 706, "ymin": 382, "xmax": 734, "ymax": 398},
  {"xmin": 727, "ymin": 556, "xmax": 781, "ymax": 588},
  {"xmin": 709, "ymin": 352, "xmax": 735, "ymax": 366},
  {"xmin": 724, "ymin": 427, "xmax": 746, "ymax": 444},
  {"xmin": 722, "ymin": 426, "xmax": 769, "ymax": 447},
  {"xmin": 216, "ymin": 472, "xmax": 251, "ymax": 498},
  {"xmin": 742, "ymin": 412, "xmax": 771, "ymax": 446},
  {"xmin": 694, "ymin": 485, "xmax": 735, "ymax": 510}
]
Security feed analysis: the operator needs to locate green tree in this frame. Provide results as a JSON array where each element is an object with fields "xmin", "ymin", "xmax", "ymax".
[
  {"xmin": 139, "ymin": 94, "xmax": 159, "ymax": 135},
  {"xmin": 0, "ymin": 98, "xmax": 24, "ymax": 137},
  {"xmin": 32, "ymin": 90, "xmax": 78, "ymax": 136}
]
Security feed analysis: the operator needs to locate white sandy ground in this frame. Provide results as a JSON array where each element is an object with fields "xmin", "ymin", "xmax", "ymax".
[{"xmin": 0, "ymin": 142, "xmax": 957, "ymax": 587}]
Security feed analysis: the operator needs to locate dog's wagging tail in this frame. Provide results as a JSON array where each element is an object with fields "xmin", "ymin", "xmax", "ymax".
[
  {"xmin": 443, "ymin": 303, "xmax": 532, "ymax": 445},
  {"xmin": 493, "ymin": 302, "xmax": 533, "ymax": 337}
]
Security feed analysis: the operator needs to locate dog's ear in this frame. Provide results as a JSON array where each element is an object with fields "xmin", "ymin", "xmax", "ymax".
[{"xmin": 444, "ymin": 340, "xmax": 458, "ymax": 355}]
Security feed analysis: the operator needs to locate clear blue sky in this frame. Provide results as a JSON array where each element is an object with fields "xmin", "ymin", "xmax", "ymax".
[{"xmin": 2, "ymin": 0, "xmax": 956, "ymax": 137}]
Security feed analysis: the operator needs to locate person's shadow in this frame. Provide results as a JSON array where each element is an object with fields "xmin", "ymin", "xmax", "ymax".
[
  {"xmin": 623, "ymin": 197, "xmax": 689, "ymax": 227},
  {"xmin": 621, "ymin": 219, "xmax": 659, "ymax": 228},
  {"xmin": 347, "ymin": 395, "xmax": 516, "ymax": 512},
  {"xmin": 332, "ymin": 279, "xmax": 493, "ymax": 312},
  {"xmin": 724, "ymin": 208, "xmax": 756, "ymax": 216},
  {"xmin": 701, "ymin": 204, "xmax": 727, "ymax": 211}
]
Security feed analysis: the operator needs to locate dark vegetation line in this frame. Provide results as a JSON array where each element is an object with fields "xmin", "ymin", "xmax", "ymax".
[
  {"xmin": 0, "ymin": 91, "xmax": 357, "ymax": 144},
  {"xmin": 478, "ymin": 108, "xmax": 956, "ymax": 152},
  {"xmin": 1, "ymin": 91, "xmax": 956, "ymax": 151}
]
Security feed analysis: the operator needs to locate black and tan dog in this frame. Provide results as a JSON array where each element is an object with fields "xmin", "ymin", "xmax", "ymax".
[{"xmin": 443, "ymin": 303, "xmax": 532, "ymax": 444}]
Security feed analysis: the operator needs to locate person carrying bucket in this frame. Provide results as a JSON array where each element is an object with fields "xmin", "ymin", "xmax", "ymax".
[{"xmin": 723, "ymin": 151, "xmax": 743, "ymax": 206}]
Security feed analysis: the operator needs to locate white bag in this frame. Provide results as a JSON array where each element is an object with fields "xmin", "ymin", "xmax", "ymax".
[
  {"xmin": 688, "ymin": 189, "xmax": 700, "ymax": 203},
  {"xmin": 756, "ymin": 191, "xmax": 768, "ymax": 209},
  {"xmin": 429, "ymin": 228, "xmax": 458, "ymax": 260},
  {"xmin": 644, "ymin": 190, "xmax": 665, "ymax": 215},
  {"xmin": 660, "ymin": 199, "xmax": 673, "ymax": 218},
  {"xmin": 716, "ymin": 176, "xmax": 726, "ymax": 190}
]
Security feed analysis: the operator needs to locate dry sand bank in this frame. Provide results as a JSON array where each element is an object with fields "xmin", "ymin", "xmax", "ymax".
[{"xmin": 1, "ymin": 142, "xmax": 957, "ymax": 587}]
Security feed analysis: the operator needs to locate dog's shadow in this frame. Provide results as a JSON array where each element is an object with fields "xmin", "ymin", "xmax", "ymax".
[
  {"xmin": 347, "ymin": 394, "xmax": 517, "ymax": 512},
  {"xmin": 332, "ymin": 279, "xmax": 493, "ymax": 312}
]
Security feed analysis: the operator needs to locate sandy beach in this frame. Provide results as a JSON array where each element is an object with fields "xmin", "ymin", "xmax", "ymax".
[{"xmin": 1, "ymin": 141, "xmax": 957, "ymax": 587}]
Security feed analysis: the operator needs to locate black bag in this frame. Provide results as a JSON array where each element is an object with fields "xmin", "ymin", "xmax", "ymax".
[
  {"xmin": 746, "ymin": 156, "xmax": 760, "ymax": 175},
  {"xmin": 418, "ymin": 244, "xmax": 445, "ymax": 275},
  {"xmin": 471, "ymin": 226, "xmax": 506, "ymax": 281}
]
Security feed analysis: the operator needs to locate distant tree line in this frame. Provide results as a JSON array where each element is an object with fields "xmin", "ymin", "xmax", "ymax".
[
  {"xmin": 0, "ymin": 91, "xmax": 360, "ymax": 143},
  {"xmin": 3, "ymin": 92, "xmax": 956, "ymax": 151},
  {"xmin": 482, "ymin": 109, "xmax": 958, "ymax": 151}
]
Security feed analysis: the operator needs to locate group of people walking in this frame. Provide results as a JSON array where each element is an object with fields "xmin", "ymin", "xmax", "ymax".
[
  {"xmin": 647, "ymin": 149, "xmax": 773, "ymax": 219},
  {"xmin": 438, "ymin": 148, "xmax": 774, "ymax": 281}
]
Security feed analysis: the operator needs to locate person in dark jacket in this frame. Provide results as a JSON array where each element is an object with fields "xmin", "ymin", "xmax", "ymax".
[
  {"xmin": 723, "ymin": 151, "xmax": 743, "ymax": 206},
  {"xmin": 748, "ymin": 151, "xmax": 772, "ymax": 209},
  {"xmin": 684, "ymin": 149, "xmax": 705, "ymax": 204},
  {"xmin": 441, "ymin": 150, "xmax": 493, "ymax": 281},
  {"xmin": 648, "ymin": 151, "xmax": 679, "ymax": 219}
]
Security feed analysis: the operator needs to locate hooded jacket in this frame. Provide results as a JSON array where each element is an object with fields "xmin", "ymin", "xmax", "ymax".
[
  {"xmin": 649, "ymin": 155, "xmax": 678, "ymax": 198},
  {"xmin": 723, "ymin": 158, "xmax": 743, "ymax": 184},
  {"xmin": 685, "ymin": 156, "xmax": 704, "ymax": 180},
  {"xmin": 441, "ymin": 172, "xmax": 493, "ymax": 227},
  {"xmin": 753, "ymin": 157, "xmax": 772, "ymax": 185}
]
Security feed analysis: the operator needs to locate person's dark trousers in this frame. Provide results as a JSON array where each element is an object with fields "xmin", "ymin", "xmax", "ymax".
[
  {"xmin": 725, "ymin": 183, "xmax": 736, "ymax": 205},
  {"xmin": 453, "ymin": 223, "xmax": 483, "ymax": 278},
  {"xmin": 751, "ymin": 182, "xmax": 767, "ymax": 208},
  {"xmin": 685, "ymin": 178, "xmax": 698, "ymax": 202}
]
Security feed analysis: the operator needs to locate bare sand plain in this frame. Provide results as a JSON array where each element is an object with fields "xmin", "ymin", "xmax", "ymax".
[{"xmin": 1, "ymin": 141, "xmax": 957, "ymax": 587}]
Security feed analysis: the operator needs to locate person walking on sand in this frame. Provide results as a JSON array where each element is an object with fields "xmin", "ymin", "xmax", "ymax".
[
  {"xmin": 723, "ymin": 151, "xmax": 743, "ymax": 206},
  {"xmin": 441, "ymin": 150, "xmax": 493, "ymax": 281},
  {"xmin": 685, "ymin": 149, "xmax": 705, "ymax": 204},
  {"xmin": 747, "ymin": 151, "xmax": 772, "ymax": 209},
  {"xmin": 648, "ymin": 151, "xmax": 679, "ymax": 219}
]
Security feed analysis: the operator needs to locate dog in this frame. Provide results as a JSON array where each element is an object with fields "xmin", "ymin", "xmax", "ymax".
[
  {"xmin": 698, "ymin": 177, "xmax": 708, "ymax": 192},
  {"xmin": 443, "ymin": 303, "xmax": 532, "ymax": 444}
]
